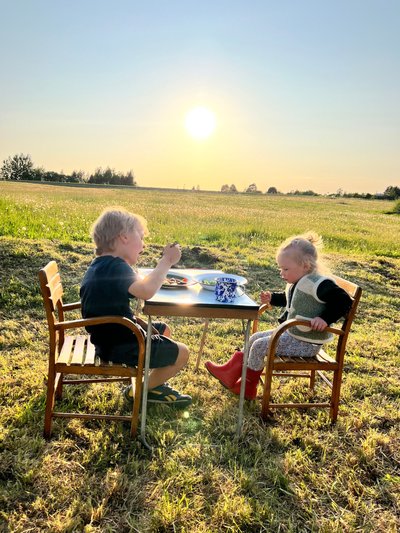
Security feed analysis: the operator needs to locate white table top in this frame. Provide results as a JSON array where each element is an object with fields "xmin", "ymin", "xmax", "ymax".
[{"xmin": 139, "ymin": 268, "xmax": 260, "ymax": 319}]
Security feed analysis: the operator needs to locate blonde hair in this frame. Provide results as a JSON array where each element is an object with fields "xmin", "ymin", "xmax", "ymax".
[
  {"xmin": 90, "ymin": 207, "xmax": 148, "ymax": 256},
  {"xmin": 276, "ymin": 231, "xmax": 327, "ymax": 274}
]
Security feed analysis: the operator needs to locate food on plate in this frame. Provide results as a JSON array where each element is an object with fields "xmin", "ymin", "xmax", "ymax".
[
  {"xmin": 162, "ymin": 276, "xmax": 188, "ymax": 287},
  {"xmin": 200, "ymin": 278, "xmax": 217, "ymax": 286}
]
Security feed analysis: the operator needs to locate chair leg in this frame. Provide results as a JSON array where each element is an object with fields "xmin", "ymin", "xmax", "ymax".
[
  {"xmin": 44, "ymin": 370, "xmax": 56, "ymax": 439},
  {"xmin": 309, "ymin": 370, "xmax": 316, "ymax": 391},
  {"xmin": 330, "ymin": 370, "xmax": 342, "ymax": 422},
  {"xmin": 55, "ymin": 373, "xmax": 64, "ymax": 400},
  {"xmin": 261, "ymin": 367, "xmax": 274, "ymax": 420},
  {"xmin": 130, "ymin": 373, "xmax": 143, "ymax": 438},
  {"xmin": 55, "ymin": 374, "xmax": 64, "ymax": 400}
]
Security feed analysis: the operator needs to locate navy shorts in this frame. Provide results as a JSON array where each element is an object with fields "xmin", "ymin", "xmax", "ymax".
[{"xmin": 94, "ymin": 321, "xmax": 179, "ymax": 368}]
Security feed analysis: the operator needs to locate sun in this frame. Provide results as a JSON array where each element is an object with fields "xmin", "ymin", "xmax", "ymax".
[{"xmin": 185, "ymin": 106, "xmax": 216, "ymax": 139}]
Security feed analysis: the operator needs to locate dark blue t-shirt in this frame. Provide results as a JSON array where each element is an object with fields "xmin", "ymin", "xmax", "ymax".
[{"xmin": 80, "ymin": 255, "xmax": 137, "ymax": 347}]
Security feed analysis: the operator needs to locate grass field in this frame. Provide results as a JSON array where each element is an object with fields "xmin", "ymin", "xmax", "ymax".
[{"xmin": 0, "ymin": 181, "xmax": 399, "ymax": 532}]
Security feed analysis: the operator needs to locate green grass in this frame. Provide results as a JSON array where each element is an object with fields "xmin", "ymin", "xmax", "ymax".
[
  {"xmin": 0, "ymin": 182, "xmax": 399, "ymax": 532},
  {"xmin": 1, "ymin": 181, "xmax": 399, "ymax": 257}
]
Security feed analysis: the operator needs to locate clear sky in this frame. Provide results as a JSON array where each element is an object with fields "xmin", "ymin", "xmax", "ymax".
[{"xmin": 1, "ymin": 0, "xmax": 399, "ymax": 194}]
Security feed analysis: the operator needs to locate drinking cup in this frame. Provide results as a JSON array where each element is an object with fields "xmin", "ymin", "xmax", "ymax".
[{"xmin": 215, "ymin": 277, "xmax": 238, "ymax": 303}]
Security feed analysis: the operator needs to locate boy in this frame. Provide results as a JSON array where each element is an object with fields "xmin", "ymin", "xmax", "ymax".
[{"xmin": 80, "ymin": 207, "xmax": 191, "ymax": 407}]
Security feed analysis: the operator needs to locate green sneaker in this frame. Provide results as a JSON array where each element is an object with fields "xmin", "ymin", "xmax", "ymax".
[
  {"xmin": 147, "ymin": 383, "xmax": 192, "ymax": 408},
  {"xmin": 123, "ymin": 383, "xmax": 192, "ymax": 409},
  {"xmin": 123, "ymin": 384, "xmax": 135, "ymax": 403}
]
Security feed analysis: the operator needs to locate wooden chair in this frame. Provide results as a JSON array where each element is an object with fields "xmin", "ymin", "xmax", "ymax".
[
  {"xmin": 255, "ymin": 275, "xmax": 361, "ymax": 422},
  {"xmin": 39, "ymin": 260, "xmax": 145, "ymax": 439}
]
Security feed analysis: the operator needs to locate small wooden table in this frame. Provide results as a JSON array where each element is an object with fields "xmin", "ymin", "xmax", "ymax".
[{"xmin": 139, "ymin": 269, "xmax": 260, "ymax": 447}]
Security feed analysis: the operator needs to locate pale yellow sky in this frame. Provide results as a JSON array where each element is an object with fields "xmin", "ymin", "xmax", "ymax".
[{"xmin": 1, "ymin": 2, "xmax": 399, "ymax": 194}]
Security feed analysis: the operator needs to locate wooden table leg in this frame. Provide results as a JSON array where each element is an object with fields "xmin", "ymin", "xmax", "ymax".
[
  {"xmin": 194, "ymin": 319, "xmax": 209, "ymax": 371},
  {"xmin": 139, "ymin": 317, "xmax": 152, "ymax": 450}
]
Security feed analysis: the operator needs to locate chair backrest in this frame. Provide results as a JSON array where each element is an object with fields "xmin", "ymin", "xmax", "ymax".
[
  {"xmin": 330, "ymin": 274, "xmax": 360, "ymax": 300},
  {"xmin": 39, "ymin": 260, "xmax": 65, "ymax": 327},
  {"xmin": 38, "ymin": 260, "xmax": 71, "ymax": 354},
  {"xmin": 330, "ymin": 274, "xmax": 362, "ymax": 323},
  {"xmin": 328, "ymin": 274, "xmax": 362, "ymax": 363}
]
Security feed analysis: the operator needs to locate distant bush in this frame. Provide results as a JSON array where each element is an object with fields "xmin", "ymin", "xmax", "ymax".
[
  {"xmin": 287, "ymin": 189, "xmax": 318, "ymax": 196},
  {"xmin": 383, "ymin": 186, "xmax": 400, "ymax": 200},
  {"xmin": 88, "ymin": 167, "xmax": 136, "ymax": 186},
  {"xmin": 392, "ymin": 200, "xmax": 400, "ymax": 214},
  {"xmin": 34, "ymin": 169, "xmax": 83, "ymax": 183},
  {"xmin": 1, "ymin": 153, "xmax": 35, "ymax": 181},
  {"xmin": 221, "ymin": 184, "xmax": 238, "ymax": 193},
  {"xmin": 244, "ymin": 183, "xmax": 260, "ymax": 193}
]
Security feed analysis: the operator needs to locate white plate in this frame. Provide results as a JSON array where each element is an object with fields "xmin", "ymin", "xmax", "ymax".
[
  {"xmin": 192, "ymin": 272, "xmax": 248, "ymax": 291},
  {"xmin": 161, "ymin": 273, "xmax": 197, "ymax": 289}
]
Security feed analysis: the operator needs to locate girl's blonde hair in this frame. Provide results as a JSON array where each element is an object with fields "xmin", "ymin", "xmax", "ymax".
[
  {"xmin": 90, "ymin": 207, "xmax": 148, "ymax": 256},
  {"xmin": 276, "ymin": 231, "xmax": 328, "ymax": 274}
]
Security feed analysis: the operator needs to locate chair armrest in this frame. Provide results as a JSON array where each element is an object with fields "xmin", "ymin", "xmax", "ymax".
[
  {"xmin": 258, "ymin": 303, "xmax": 272, "ymax": 318},
  {"xmin": 270, "ymin": 319, "xmax": 344, "ymax": 341},
  {"xmin": 252, "ymin": 303, "xmax": 272, "ymax": 333},
  {"xmin": 54, "ymin": 315, "xmax": 145, "ymax": 346},
  {"xmin": 62, "ymin": 301, "xmax": 82, "ymax": 311},
  {"xmin": 266, "ymin": 319, "xmax": 344, "ymax": 359}
]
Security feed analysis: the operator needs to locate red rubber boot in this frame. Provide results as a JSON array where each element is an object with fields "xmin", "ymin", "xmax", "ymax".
[
  {"xmin": 230, "ymin": 368, "xmax": 263, "ymax": 400},
  {"xmin": 204, "ymin": 350, "xmax": 244, "ymax": 389}
]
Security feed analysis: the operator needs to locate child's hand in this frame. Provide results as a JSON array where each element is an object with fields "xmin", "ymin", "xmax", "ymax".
[
  {"xmin": 162, "ymin": 242, "xmax": 181, "ymax": 266},
  {"xmin": 309, "ymin": 317, "xmax": 328, "ymax": 331},
  {"xmin": 260, "ymin": 290, "xmax": 272, "ymax": 305},
  {"xmin": 130, "ymin": 243, "xmax": 182, "ymax": 300}
]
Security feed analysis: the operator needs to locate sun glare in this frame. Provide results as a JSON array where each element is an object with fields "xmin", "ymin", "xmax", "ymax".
[{"xmin": 185, "ymin": 107, "xmax": 216, "ymax": 139}]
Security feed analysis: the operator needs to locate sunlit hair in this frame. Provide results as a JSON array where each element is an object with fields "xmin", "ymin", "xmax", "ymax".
[
  {"xmin": 276, "ymin": 231, "xmax": 328, "ymax": 274},
  {"xmin": 90, "ymin": 207, "xmax": 148, "ymax": 256}
]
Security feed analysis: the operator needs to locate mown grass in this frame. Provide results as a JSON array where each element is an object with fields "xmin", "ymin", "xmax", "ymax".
[{"xmin": 0, "ymin": 181, "xmax": 399, "ymax": 532}]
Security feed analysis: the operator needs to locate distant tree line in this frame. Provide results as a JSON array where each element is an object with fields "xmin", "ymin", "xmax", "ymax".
[
  {"xmin": 0, "ymin": 153, "xmax": 136, "ymax": 186},
  {"xmin": 2, "ymin": 153, "xmax": 398, "ymax": 199},
  {"xmin": 221, "ymin": 181, "xmax": 400, "ymax": 200}
]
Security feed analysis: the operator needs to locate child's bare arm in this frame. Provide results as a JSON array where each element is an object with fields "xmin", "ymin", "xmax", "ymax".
[{"xmin": 129, "ymin": 243, "xmax": 181, "ymax": 300}]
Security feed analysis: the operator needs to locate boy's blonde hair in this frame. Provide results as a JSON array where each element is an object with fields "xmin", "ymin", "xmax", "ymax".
[
  {"xmin": 277, "ymin": 231, "xmax": 327, "ymax": 274},
  {"xmin": 90, "ymin": 207, "xmax": 148, "ymax": 256}
]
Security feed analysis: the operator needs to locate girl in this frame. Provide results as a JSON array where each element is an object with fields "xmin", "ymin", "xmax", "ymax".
[{"xmin": 205, "ymin": 231, "xmax": 352, "ymax": 400}]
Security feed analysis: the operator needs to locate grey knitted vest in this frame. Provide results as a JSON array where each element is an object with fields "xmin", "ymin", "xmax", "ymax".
[{"xmin": 286, "ymin": 273, "xmax": 334, "ymax": 345}]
